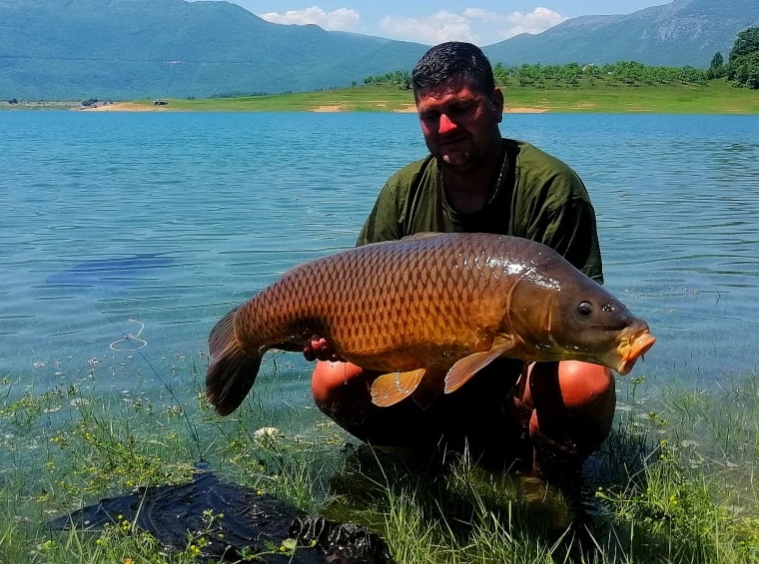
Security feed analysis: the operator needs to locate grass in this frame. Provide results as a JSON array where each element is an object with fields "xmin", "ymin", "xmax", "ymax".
[
  {"xmin": 105, "ymin": 80, "xmax": 759, "ymax": 114},
  {"xmin": 0, "ymin": 355, "xmax": 758, "ymax": 563}
]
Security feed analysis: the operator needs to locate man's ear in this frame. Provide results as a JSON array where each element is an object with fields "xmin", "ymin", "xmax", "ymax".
[{"xmin": 491, "ymin": 87, "xmax": 504, "ymax": 122}]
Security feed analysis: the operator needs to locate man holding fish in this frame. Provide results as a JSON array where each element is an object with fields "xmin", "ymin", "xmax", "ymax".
[
  {"xmin": 305, "ymin": 42, "xmax": 628, "ymax": 479},
  {"xmin": 207, "ymin": 42, "xmax": 654, "ymax": 481}
]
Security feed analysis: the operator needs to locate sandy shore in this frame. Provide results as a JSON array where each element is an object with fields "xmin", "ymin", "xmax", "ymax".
[
  {"xmin": 506, "ymin": 106, "xmax": 549, "ymax": 113},
  {"xmin": 84, "ymin": 101, "xmax": 550, "ymax": 113},
  {"xmin": 80, "ymin": 102, "xmax": 173, "ymax": 112}
]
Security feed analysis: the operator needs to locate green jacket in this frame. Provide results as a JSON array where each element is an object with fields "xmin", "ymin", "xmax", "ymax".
[{"xmin": 357, "ymin": 138, "xmax": 604, "ymax": 283}]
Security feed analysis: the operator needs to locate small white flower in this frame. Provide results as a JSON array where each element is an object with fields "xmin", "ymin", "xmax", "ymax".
[{"xmin": 254, "ymin": 427, "xmax": 280, "ymax": 440}]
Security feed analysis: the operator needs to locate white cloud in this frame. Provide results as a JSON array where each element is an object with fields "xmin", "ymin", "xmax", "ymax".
[
  {"xmin": 254, "ymin": 5, "xmax": 566, "ymax": 45},
  {"xmin": 378, "ymin": 6, "xmax": 566, "ymax": 45},
  {"xmin": 258, "ymin": 6, "xmax": 361, "ymax": 32},
  {"xmin": 465, "ymin": 7, "xmax": 567, "ymax": 41},
  {"xmin": 380, "ymin": 11, "xmax": 478, "ymax": 44}
]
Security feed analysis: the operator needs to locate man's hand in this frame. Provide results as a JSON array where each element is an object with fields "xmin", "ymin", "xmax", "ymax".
[{"xmin": 303, "ymin": 334, "xmax": 346, "ymax": 362}]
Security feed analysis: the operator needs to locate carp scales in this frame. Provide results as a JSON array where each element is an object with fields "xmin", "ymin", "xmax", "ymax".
[{"xmin": 207, "ymin": 232, "xmax": 655, "ymax": 416}]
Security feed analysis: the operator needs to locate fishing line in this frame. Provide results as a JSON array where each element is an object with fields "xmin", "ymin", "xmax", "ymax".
[
  {"xmin": 109, "ymin": 319, "xmax": 147, "ymax": 351},
  {"xmin": 107, "ymin": 316, "xmax": 204, "ymax": 463}
]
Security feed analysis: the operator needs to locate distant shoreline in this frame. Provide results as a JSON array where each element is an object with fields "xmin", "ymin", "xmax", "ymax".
[
  {"xmin": 80, "ymin": 102, "xmax": 174, "ymax": 112},
  {"xmin": 79, "ymin": 101, "xmax": 551, "ymax": 114},
  {"xmin": 3, "ymin": 81, "xmax": 757, "ymax": 114}
]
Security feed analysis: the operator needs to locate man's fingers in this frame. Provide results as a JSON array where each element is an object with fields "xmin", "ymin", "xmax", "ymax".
[
  {"xmin": 303, "ymin": 334, "xmax": 347, "ymax": 363},
  {"xmin": 328, "ymin": 351, "xmax": 342, "ymax": 362},
  {"xmin": 304, "ymin": 334, "xmax": 337, "ymax": 362},
  {"xmin": 303, "ymin": 345, "xmax": 317, "ymax": 362}
]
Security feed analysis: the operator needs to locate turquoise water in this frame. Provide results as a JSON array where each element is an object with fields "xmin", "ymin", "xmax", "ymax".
[{"xmin": 1, "ymin": 111, "xmax": 758, "ymax": 406}]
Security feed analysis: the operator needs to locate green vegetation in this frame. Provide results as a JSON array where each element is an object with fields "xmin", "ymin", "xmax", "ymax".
[
  {"xmin": 1, "ymin": 351, "xmax": 758, "ymax": 563},
  {"xmin": 707, "ymin": 26, "xmax": 759, "ymax": 88},
  {"xmin": 116, "ymin": 75, "xmax": 759, "ymax": 115},
  {"xmin": 725, "ymin": 27, "xmax": 759, "ymax": 90},
  {"xmin": 363, "ymin": 70, "xmax": 412, "ymax": 90},
  {"xmin": 729, "ymin": 27, "xmax": 759, "ymax": 62},
  {"xmin": 493, "ymin": 61, "xmax": 710, "ymax": 88}
]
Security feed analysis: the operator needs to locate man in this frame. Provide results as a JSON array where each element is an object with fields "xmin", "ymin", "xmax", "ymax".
[{"xmin": 305, "ymin": 42, "xmax": 614, "ymax": 479}]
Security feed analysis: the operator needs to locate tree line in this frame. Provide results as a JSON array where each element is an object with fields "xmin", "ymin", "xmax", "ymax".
[
  {"xmin": 363, "ymin": 27, "xmax": 759, "ymax": 91},
  {"xmin": 710, "ymin": 27, "xmax": 759, "ymax": 89}
]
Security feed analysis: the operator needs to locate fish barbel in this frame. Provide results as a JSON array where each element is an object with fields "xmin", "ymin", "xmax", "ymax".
[{"xmin": 207, "ymin": 233, "xmax": 655, "ymax": 415}]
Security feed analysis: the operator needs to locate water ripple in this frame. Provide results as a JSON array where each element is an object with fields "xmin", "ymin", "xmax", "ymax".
[{"xmin": 1, "ymin": 112, "xmax": 757, "ymax": 391}]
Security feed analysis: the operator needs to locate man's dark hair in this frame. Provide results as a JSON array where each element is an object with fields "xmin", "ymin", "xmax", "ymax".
[{"xmin": 411, "ymin": 42, "xmax": 495, "ymax": 96}]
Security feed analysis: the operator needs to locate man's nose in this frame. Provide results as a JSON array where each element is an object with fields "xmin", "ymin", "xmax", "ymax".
[{"xmin": 438, "ymin": 113, "xmax": 457, "ymax": 134}]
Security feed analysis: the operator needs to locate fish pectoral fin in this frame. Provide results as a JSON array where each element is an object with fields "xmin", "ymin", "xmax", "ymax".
[
  {"xmin": 370, "ymin": 368, "xmax": 427, "ymax": 407},
  {"xmin": 444, "ymin": 344, "xmax": 514, "ymax": 394}
]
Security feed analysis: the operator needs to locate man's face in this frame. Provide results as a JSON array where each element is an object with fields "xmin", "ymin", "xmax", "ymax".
[{"xmin": 415, "ymin": 79, "xmax": 503, "ymax": 172}]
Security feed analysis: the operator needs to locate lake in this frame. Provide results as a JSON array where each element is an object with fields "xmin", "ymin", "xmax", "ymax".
[{"xmin": 1, "ymin": 111, "xmax": 758, "ymax": 412}]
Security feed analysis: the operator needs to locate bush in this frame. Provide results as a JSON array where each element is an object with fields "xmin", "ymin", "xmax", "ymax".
[{"xmin": 727, "ymin": 51, "xmax": 759, "ymax": 89}]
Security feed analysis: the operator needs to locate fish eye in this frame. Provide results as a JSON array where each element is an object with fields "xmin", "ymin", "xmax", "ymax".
[{"xmin": 578, "ymin": 301, "xmax": 593, "ymax": 316}]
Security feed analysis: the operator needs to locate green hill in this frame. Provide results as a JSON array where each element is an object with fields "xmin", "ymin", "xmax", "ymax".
[{"xmin": 0, "ymin": 0, "xmax": 427, "ymax": 100}]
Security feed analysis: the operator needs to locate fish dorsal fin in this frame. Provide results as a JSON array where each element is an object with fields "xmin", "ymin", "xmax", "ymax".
[
  {"xmin": 401, "ymin": 232, "xmax": 445, "ymax": 241},
  {"xmin": 370, "ymin": 368, "xmax": 427, "ymax": 407},
  {"xmin": 444, "ymin": 341, "xmax": 516, "ymax": 394}
]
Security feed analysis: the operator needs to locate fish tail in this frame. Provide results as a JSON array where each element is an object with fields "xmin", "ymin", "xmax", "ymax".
[{"xmin": 206, "ymin": 307, "xmax": 263, "ymax": 416}]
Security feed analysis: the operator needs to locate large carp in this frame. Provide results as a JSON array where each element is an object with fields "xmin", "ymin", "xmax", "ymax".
[{"xmin": 207, "ymin": 233, "xmax": 655, "ymax": 416}]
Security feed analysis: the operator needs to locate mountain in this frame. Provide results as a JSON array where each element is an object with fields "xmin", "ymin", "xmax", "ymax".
[
  {"xmin": 484, "ymin": 0, "xmax": 759, "ymax": 67},
  {"xmin": 0, "ymin": 0, "xmax": 428, "ymax": 100},
  {"xmin": 1, "ymin": 0, "xmax": 758, "ymax": 100}
]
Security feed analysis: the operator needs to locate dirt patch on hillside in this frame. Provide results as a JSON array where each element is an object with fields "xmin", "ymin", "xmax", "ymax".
[
  {"xmin": 507, "ymin": 107, "xmax": 550, "ymax": 113},
  {"xmin": 78, "ymin": 101, "xmax": 552, "ymax": 113},
  {"xmin": 393, "ymin": 104, "xmax": 417, "ymax": 113},
  {"xmin": 395, "ymin": 104, "xmax": 550, "ymax": 114},
  {"xmin": 81, "ymin": 102, "xmax": 173, "ymax": 112},
  {"xmin": 311, "ymin": 105, "xmax": 346, "ymax": 112}
]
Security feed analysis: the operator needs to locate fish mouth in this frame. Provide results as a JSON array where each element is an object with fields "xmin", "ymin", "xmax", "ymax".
[{"xmin": 615, "ymin": 329, "xmax": 656, "ymax": 375}]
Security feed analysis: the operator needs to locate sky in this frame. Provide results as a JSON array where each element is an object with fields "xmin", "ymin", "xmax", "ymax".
[{"xmin": 194, "ymin": 1, "xmax": 672, "ymax": 46}]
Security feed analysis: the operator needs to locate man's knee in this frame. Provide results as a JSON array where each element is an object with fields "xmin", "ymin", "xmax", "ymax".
[
  {"xmin": 311, "ymin": 361, "xmax": 381, "ymax": 441},
  {"xmin": 556, "ymin": 360, "xmax": 615, "ymax": 413},
  {"xmin": 310, "ymin": 362, "xmax": 418, "ymax": 446},
  {"xmin": 528, "ymin": 361, "xmax": 616, "ymax": 458},
  {"xmin": 525, "ymin": 361, "xmax": 614, "ymax": 412},
  {"xmin": 311, "ymin": 360, "xmax": 367, "ymax": 409}
]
